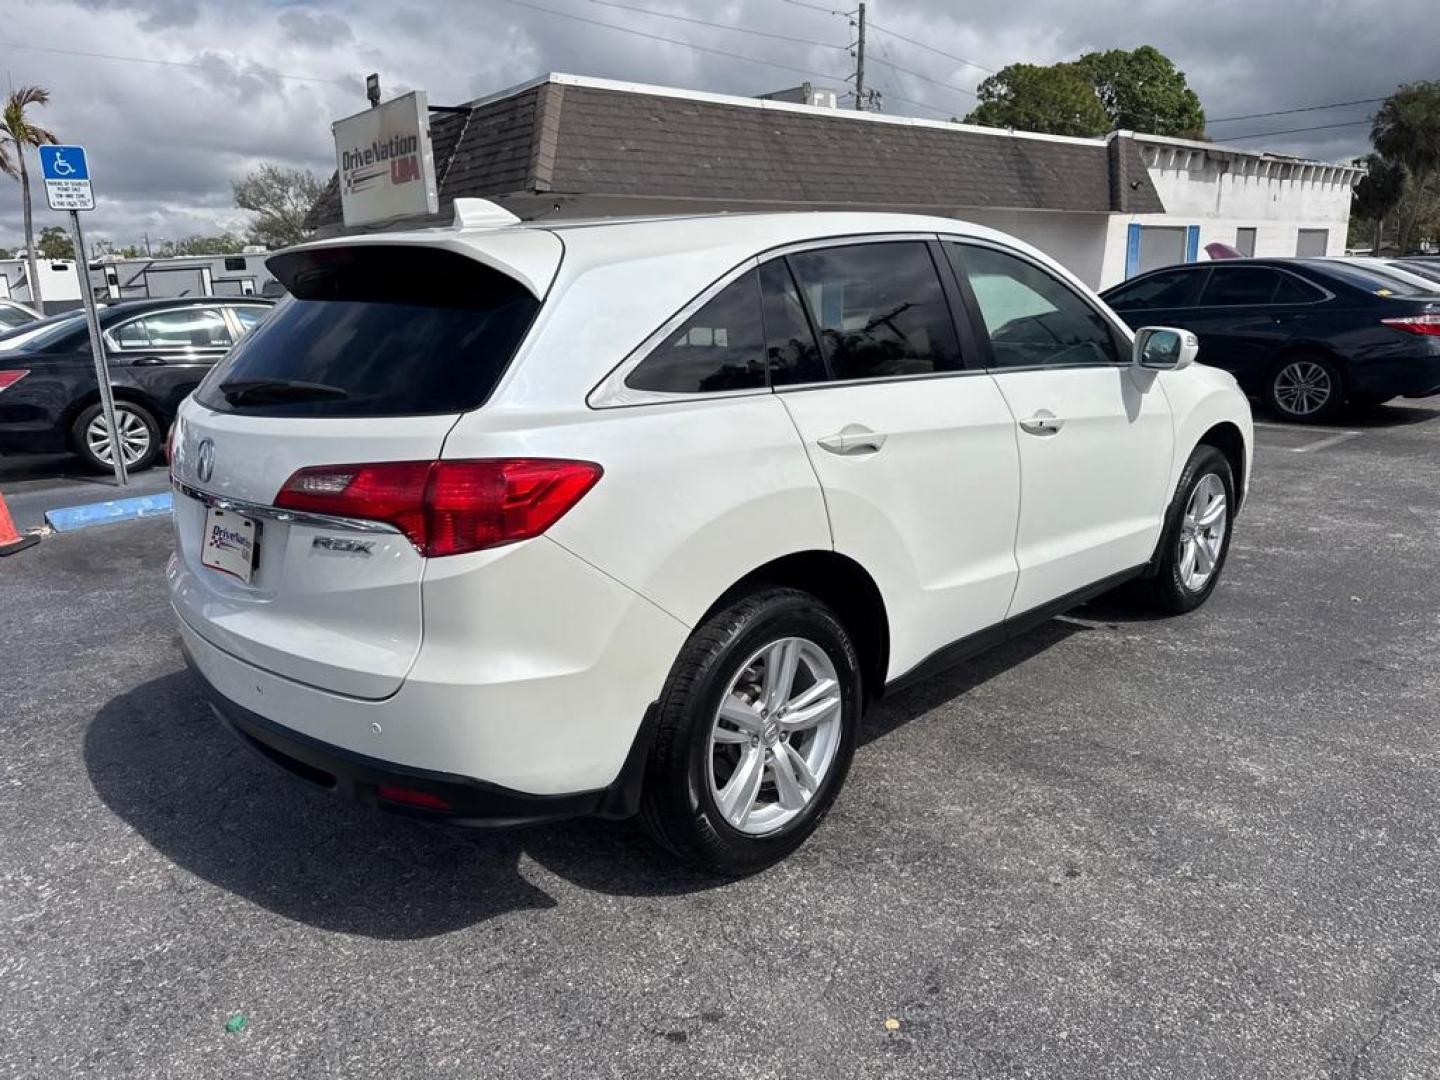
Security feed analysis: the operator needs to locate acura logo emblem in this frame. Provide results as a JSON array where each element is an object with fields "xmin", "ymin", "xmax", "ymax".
[{"xmin": 196, "ymin": 438, "xmax": 215, "ymax": 483}]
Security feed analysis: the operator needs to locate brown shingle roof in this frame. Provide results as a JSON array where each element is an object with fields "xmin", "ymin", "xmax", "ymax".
[{"xmin": 307, "ymin": 75, "xmax": 1165, "ymax": 231}]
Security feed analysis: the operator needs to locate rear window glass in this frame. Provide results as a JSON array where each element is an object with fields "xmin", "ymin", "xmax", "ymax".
[
  {"xmin": 195, "ymin": 246, "xmax": 540, "ymax": 417},
  {"xmin": 1105, "ymin": 269, "xmax": 1198, "ymax": 309},
  {"xmin": 626, "ymin": 270, "xmax": 768, "ymax": 394},
  {"xmin": 1319, "ymin": 262, "xmax": 1439, "ymax": 297},
  {"xmin": 1200, "ymin": 267, "xmax": 1281, "ymax": 305}
]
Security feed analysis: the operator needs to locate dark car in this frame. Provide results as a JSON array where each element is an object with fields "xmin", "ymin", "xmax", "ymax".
[
  {"xmin": 0, "ymin": 297, "xmax": 273, "ymax": 471},
  {"xmin": 1101, "ymin": 259, "xmax": 1440, "ymax": 422}
]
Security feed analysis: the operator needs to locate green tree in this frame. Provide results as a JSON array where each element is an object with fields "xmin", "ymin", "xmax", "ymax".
[
  {"xmin": 1371, "ymin": 81, "xmax": 1440, "ymax": 252},
  {"xmin": 158, "ymin": 233, "xmax": 248, "ymax": 256},
  {"xmin": 36, "ymin": 224, "xmax": 73, "ymax": 259},
  {"xmin": 965, "ymin": 46, "xmax": 1206, "ymax": 139},
  {"xmin": 1349, "ymin": 153, "xmax": 1406, "ymax": 251},
  {"xmin": 233, "ymin": 164, "xmax": 323, "ymax": 248},
  {"xmin": 965, "ymin": 62, "xmax": 1111, "ymax": 137},
  {"xmin": 0, "ymin": 86, "xmax": 59, "ymax": 304},
  {"xmin": 1076, "ymin": 46, "xmax": 1206, "ymax": 138}
]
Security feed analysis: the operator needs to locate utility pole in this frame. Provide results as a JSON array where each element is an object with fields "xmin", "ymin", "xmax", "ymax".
[{"xmin": 853, "ymin": 1, "xmax": 867, "ymax": 111}]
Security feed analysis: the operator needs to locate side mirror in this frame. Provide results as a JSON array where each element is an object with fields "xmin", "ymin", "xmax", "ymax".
[{"xmin": 1133, "ymin": 326, "xmax": 1199, "ymax": 371}]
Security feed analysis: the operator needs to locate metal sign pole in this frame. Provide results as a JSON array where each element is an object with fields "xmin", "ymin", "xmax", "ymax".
[{"xmin": 66, "ymin": 210, "xmax": 126, "ymax": 486}]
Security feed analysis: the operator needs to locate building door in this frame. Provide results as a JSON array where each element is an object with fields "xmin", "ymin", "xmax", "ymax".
[{"xmin": 1125, "ymin": 224, "xmax": 1196, "ymax": 278}]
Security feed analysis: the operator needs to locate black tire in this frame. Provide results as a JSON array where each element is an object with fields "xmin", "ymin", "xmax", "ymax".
[
  {"xmin": 1264, "ymin": 352, "xmax": 1344, "ymax": 424},
  {"xmin": 1136, "ymin": 444, "xmax": 1236, "ymax": 615},
  {"xmin": 70, "ymin": 400, "xmax": 161, "ymax": 473},
  {"xmin": 639, "ymin": 587, "xmax": 862, "ymax": 875}
]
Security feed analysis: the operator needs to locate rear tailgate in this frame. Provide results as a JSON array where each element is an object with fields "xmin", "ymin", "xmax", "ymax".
[{"xmin": 168, "ymin": 235, "xmax": 559, "ymax": 699}]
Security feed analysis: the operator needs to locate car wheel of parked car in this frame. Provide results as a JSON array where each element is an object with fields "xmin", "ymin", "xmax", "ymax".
[
  {"xmin": 71, "ymin": 401, "xmax": 161, "ymax": 473},
  {"xmin": 1138, "ymin": 445, "xmax": 1235, "ymax": 614},
  {"xmin": 639, "ymin": 587, "xmax": 862, "ymax": 875},
  {"xmin": 1266, "ymin": 353, "xmax": 1344, "ymax": 423}
]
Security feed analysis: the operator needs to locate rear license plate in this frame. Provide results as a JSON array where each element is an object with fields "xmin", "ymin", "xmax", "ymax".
[{"xmin": 201, "ymin": 507, "xmax": 259, "ymax": 584}]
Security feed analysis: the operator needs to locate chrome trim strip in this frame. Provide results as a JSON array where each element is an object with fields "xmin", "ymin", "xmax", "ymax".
[{"xmin": 172, "ymin": 479, "xmax": 402, "ymax": 534}]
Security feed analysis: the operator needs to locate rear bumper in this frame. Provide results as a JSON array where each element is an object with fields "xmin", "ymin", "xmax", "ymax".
[
  {"xmin": 1348, "ymin": 350, "xmax": 1440, "ymax": 399},
  {"xmin": 185, "ymin": 643, "xmax": 655, "ymax": 827}
]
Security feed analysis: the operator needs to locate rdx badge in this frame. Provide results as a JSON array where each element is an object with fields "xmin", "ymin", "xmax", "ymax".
[{"xmin": 312, "ymin": 536, "xmax": 375, "ymax": 555}]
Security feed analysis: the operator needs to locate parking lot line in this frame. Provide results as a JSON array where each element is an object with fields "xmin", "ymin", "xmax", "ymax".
[{"xmin": 1290, "ymin": 430, "xmax": 1362, "ymax": 454}]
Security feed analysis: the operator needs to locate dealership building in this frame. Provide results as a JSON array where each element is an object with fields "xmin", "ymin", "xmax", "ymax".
[{"xmin": 307, "ymin": 72, "xmax": 1363, "ymax": 290}]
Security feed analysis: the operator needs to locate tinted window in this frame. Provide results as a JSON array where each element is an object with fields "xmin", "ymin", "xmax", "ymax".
[
  {"xmin": 1105, "ymin": 269, "xmax": 1199, "ymax": 309},
  {"xmin": 1200, "ymin": 267, "xmax": 1281, "ymax": 305},
  {"xmin": 627, "ymin": 270, "xmax": 766, "ymax": 394},
  {"xmin": 1319, "ymin": 262, "xmax": 1439, "ymax": 296},
  {"xmin": 949, "ymin": 244, "xmax": 1120, "ymax": 368},
  {"xmin": 115, "ymin": 308, "xmax": 232, "ymax": 349},
  {"xmin": 196, "ymin": 246, "xmax": 540, "ymax": 417},
  {"xmin": 1273, "ymin": 273, "xmax": 1327, "ymax": 303},
  {"xmin": 758, "ymin": 259, "xmax": 825, "ymax": 386},
  {"xmin": 0, "ymin": 306, "xmax": 32, "ymax": 329},
  {"xmin": 786, "ymin": 242, "xmax": 961, "ymax": 381},
  {"xmin": 224, "ymin": 257, "xmax": 247, "ymax": 271}
]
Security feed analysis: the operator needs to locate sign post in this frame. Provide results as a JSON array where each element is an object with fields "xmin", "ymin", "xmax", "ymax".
[{"xmin": 40, "ymin": 145, "xmax": 126, "ymax": 486}]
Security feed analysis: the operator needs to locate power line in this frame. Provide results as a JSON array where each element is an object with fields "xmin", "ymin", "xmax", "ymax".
[
  {"xmin": 1208, "ymin": 96, "xmax": 1387, "ymax": 124},
  {"xmin": 775, "ymin": 0, "xmax": 851, "ymax": 14},
  {"xmin": 866, "ymin": 54, "xmax": 977, "ymax": 98},
  {"xmin": 504, "ymin": 0, "xmax": 842, "ymax": 85},
  {"xmin": 1214, "ymin": 117, "xmax": 1373, "ymax": 142},
  {"xmin": 586, "ymin": 0, "xmax": 845, "ymax": 51},
  {"xmin": 865, "ymin": 20, "xmax": 995, "ymax": 75},
  {"xmin": 0, "ymin": 40, "xmax": 353, "ymax": 86}
]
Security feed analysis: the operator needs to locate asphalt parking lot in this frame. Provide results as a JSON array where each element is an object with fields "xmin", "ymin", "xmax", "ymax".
[{"xmin": 4, "ymin": 399, "xmax": 1440, "ymax": 1079}]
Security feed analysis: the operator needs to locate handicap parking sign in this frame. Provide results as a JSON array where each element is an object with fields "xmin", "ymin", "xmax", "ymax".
[{"xmin": 39, "ymin": 145, "xmax": 94, "ymax": 211}]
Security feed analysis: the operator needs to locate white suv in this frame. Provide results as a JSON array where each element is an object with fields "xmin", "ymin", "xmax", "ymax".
[{"xmin": 168, "ymin": 206, "xmax": 1252, "ymax": 873}]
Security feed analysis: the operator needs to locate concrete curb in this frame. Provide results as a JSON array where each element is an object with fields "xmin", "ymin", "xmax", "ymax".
[{"xmin": 44, "ymin": 492, "xmax": 173, "ymax": 532}]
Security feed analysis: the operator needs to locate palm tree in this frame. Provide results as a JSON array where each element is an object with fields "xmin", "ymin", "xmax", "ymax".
[{"xmin": 0, "ymin": 86, "xmax": 59, "ymax": 306}]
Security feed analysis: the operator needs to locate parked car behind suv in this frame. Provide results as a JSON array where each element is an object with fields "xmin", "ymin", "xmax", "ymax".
[
  {"xmin": 1101, "ymin": 258, "xmax": 1440, "ymax": 422},
  {"xmin": 170, "ymin": 207, "xmax": 1252, "ymax": 873},
  {"xmin": 0, "ymin": 297, "xmax": 272, "ymax": 471}
]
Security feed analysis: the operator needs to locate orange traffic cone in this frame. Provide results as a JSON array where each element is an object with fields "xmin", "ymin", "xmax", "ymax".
[{"xmin": 0, "ymin": 488, "xmax": 38, "ymax": 556}]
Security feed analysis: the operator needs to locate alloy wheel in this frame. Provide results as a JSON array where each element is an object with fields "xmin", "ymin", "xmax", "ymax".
[
  {"xmin": 1272, "ymin": 360, "xmax": 1333, "ymax": 418},
  {"xmin": 86, "ymin": 407, "xmax": 151, "ymax": 467},
  {"xmin": 706, "ymin": 636, "xmax": 844, "ymax": 836},
  {"xmin": 1177, "ymin": 472, "xmax": 1227, "ymax": 592}
]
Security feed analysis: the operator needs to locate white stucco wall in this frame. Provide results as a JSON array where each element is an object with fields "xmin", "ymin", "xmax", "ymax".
[
  {"xmin": 1094, "ymin": 138, "xmax": 1362, "ymax": 289},
  {"xmin": 946, "ymin": 208, "xmax": 1115, "ymax": 289}
]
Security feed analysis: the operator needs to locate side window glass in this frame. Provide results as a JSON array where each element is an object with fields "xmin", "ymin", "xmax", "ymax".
[
  {"xmin": 786, "ymin": 242, "xmax": 961, "ymax": 381},
  {"xmin": 1200, "ymin": 267, "xmax": 1280, "ymax": 306},
  {"xmin": 112, "ymin": 319, "xmax": 150, "ymax": 348},
  {"xmin": 627, "ymin": 270, "xmax": 767, "ymax": 394},
  {"xmin": 1273, "ymin": 273, "xmax": 1325, "ymax": 304},
  {"xmin": 1107, "ymin": 270, "xmax": 1197, "ymax": 309},
  {"xmin": 231, "ymin": 306, "xmax": 269, "ymax": 335},
  {"xmin": 948, "ymin": 244, "xmax": 1120, "ymax": 368},
  {"xmin": 128, "ymin": 308, "xmax": 233, "ymax": 349},
  {"xmin": 758, "ymin": 258, "xmax": 825, "ymax": 386}
]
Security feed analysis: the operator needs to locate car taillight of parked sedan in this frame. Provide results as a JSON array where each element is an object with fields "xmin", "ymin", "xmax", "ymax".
[
  {"xmin": 0, "ymin": 369, "xmax": 30, "ymax": 392},
  {"xmin": 1380, "ymin": 314, "xmax": 1440, "ymax": 336}
]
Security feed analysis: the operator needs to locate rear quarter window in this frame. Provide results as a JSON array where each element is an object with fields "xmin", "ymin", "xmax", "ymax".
[{"xmin": 195, "ymin": 246, "xmax": 540, "ymax": 418}]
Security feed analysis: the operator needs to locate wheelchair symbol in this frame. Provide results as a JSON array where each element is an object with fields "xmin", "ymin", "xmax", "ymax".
[{"xmin": 51, "ymin": 151, "xmax": 76, "ymax": 177}]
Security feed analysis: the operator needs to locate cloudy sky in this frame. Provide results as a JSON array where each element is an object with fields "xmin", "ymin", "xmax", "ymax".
[{"xmin": 0, "ymin": 0, "xmax": 1432, "ymax": 249}]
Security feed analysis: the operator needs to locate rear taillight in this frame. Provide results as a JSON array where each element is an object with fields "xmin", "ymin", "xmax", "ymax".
[
  {"xmin": 1381, "ymin": 314, "xmax": 1440, "ymax": 336},
  {"xmin": 376, "ymin": 785, "xmax": 451, "ymax": 811},
  {"xmin": 274, "ymin": 459, "xmax": 602, "ymax": 557},
  {"xmin": 0, "ymin": 369, "xmax": 30, "ymax": 392}
]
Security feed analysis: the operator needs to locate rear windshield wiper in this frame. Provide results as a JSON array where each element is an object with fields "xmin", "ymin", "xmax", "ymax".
[{"xmin": 219, "ymin": 378, "xmax": 349, "ymax": 405}]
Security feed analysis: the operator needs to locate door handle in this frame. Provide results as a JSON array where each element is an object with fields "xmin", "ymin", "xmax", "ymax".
[
  {"xmin": 1018, "ymin": 410, "xmax": 1064, "ymax": 436},
  {"xmin": 130, "ymin": 355, "xmax": 166, "ymax": 366},
  {"xmin": 817, "ymin": 424, "xmax": 886, "ymax": 455}
]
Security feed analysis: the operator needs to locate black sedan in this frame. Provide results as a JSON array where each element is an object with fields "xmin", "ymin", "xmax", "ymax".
[
  {"xmin": 0, "ymin": 297, "xmax": 272, "ymax": 471},
  {"xmin": 1101, "ymin": 259, "xmax": 1440, "ymax": 422}
]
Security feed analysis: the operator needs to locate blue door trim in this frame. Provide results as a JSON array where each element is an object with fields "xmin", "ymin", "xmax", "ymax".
[
  {"xmin": 1125, "ymin": 223, "xmax": 1142, "ymax": 278},
  {"xmin": 1185, "ymin": 225, "xmax": 1200, "ymax": 262}
]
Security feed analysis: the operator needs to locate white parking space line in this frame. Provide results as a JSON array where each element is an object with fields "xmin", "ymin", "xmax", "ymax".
[{"xmin": 1292, "ymin": 430, "xmax": 1362, "ymax": 453}]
